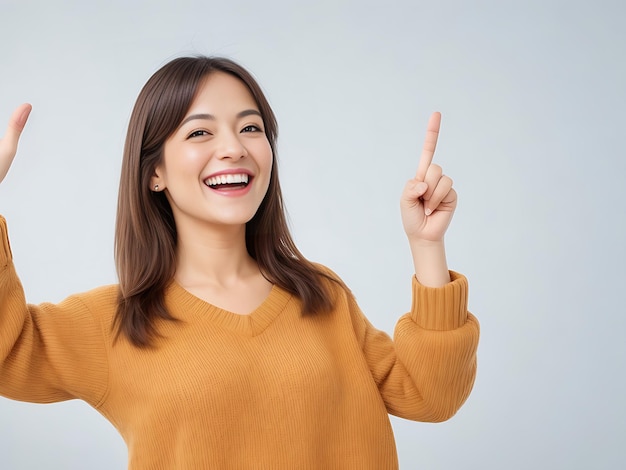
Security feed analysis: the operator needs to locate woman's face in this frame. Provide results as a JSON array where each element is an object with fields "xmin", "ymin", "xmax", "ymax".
[{"xmin": 154, "ymin": 72, "xmax": 273, "ymax": 234}]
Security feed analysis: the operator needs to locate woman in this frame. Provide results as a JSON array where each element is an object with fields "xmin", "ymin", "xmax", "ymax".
[{"xmin": 0, "ymin": 56, "xmax": 479, "ymax": 469}]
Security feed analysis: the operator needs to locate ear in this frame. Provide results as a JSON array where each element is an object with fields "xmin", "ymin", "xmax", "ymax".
[{"xmin": 150, "ymin": 167, "xmax": 165, "ymax": 192}]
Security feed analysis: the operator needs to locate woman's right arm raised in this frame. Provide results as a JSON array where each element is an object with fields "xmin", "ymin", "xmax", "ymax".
[
  {"xmin": 0, "ymin": 103, "xmax": 31, "ymax": 183},
  {"xmin": 0, "ymin": 105, "xmax": 109, "ymax": 406}
]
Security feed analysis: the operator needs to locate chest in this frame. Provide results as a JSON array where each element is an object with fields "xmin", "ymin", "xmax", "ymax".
[{"xmin": 104, "ymin": 313, "xmax": 367, "ymax": 429}]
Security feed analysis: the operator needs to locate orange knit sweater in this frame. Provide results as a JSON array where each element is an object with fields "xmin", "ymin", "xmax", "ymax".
[{"xmin": 0, "ymin": 216, "xmax": 479, "ymax": 469}]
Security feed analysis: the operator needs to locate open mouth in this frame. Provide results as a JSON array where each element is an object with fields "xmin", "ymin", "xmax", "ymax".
[{"xmin": 204, "ymin": 173, "xmax": 251, "ymax": 191}]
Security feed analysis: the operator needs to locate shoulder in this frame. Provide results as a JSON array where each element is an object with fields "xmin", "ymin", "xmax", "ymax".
[
  {"xmin": 311, "ymin": 262, "xmax": 341, "ymax": 280},
  {"xmin": 310, "ymin": 262, "xmax": 355, "ymax": 303},
  {"xmin": 70, "ymin": 284, "xmax": 119, "ymax": 328},
  {"xmin": 73, "ymin": 284, "xmax": 119, "ymax": 303},
  {"xmin": 312, "ymin": 262, "xmax": 347, "ymax": 286}
]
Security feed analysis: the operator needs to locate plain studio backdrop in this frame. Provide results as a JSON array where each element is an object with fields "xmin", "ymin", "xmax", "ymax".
[{"xmin": 1, "ymin": 0, "xmax": 624, "ymax": 468}]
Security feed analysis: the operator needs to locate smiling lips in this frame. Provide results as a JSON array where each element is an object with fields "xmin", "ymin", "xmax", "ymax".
[{"xmin": 204, "ymin": 173, "xmax": 251, "ymax": 192}]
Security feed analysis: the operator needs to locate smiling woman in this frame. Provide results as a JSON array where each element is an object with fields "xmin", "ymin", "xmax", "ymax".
[
  {"xmin": 114, "ymin": 58, "xmax": 339, "ymax": 347},
  {"xmin": 0, "ymin": 56, "xmax": 479, "ymax": 469}
]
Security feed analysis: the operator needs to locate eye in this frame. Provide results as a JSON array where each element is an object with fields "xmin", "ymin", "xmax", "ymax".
[
  {"xmin": 187, "ymin": 129, "xmax": 210, "ymax": 139},
  {"xmin": 241, "ymin": 125, "xmax": 262, "ymax": 133}
]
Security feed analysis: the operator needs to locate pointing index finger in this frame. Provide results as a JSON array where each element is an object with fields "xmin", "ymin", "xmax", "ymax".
[{"xmin": 415, "ymin": 112, "xmax": 441, "ymax": 181}]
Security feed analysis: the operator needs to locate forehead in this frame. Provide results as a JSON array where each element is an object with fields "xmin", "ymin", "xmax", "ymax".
[{"xmin": 188, "ymin": 71, "xmax": 259, "ymax": 113}]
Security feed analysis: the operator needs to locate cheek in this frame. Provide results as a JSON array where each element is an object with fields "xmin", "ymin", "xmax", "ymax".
[
  {"xmin": 177, "ymin": 145, "xmax": 208, "ymax": 166},
  {"xmin": 251, "ymin": 140, "xmax": 273, "ymax": 196},
  {"xmin": 257, "ymin": 141, "xmax": 273, "ymax": 173},
  {"xmin": 162, "ymin": 146, "xmax": 207, "ymax": 179}
]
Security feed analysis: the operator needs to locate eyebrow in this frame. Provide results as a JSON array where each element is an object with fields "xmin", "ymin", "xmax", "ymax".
[{"xmin": 179, "ymin": 109, "xmax": 262, "ymax": 127}]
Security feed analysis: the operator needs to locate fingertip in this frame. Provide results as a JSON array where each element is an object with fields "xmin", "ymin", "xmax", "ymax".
[
  {"xmin": 11, "ymin": 103, "xmax": 32, "ymax": 130},
  {"xmin": 414, "ymin": 181, "xmax": 428, "ymax": 195},
  {"xmin": 19, "ymin": 103, "xmax": 32, "ymax": 126}
]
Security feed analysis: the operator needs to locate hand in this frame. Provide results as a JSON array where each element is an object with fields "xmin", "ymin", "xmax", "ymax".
[
  {"xmin": 0, "ymin": 103, "xmax": 32, "ymax": 184},
  {"xmin": 401, "ymin": 112, "xmax": 457, "ymax": 244}
]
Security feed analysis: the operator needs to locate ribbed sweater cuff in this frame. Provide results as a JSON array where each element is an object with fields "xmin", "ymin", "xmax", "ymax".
[
  {"xmin": 410, "ymin": 271, "xmax": 468, "ymax": 331},
  {"xmin": 0, "ymin": 216, "xmax": 13, "ymax": 267}
]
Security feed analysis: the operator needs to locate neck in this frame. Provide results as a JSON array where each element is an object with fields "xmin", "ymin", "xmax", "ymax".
[{"xmin": 174, "ymin": 221, "xmax": 258, "ymax": 288}]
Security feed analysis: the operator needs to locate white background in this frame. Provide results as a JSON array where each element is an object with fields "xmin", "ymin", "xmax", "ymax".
[{"xmin": 1, "ymin": 0, "xmax": 625, "ymax": 468}]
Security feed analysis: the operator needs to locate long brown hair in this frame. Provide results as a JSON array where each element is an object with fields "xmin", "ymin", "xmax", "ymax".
[{"xmin": 114, "ymin": 56, "xmax": 338, "ymax": 347}]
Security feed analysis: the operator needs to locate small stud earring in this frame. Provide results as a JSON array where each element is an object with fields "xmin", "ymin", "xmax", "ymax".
[{"xmin": 153, "ymin": 184, "xmax": 159, "ymax": 191}]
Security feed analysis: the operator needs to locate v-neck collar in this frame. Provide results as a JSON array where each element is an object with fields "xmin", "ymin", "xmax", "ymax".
[{"xmin": 165, "ymin": 281, "xmax": 294, "ymax": 336}]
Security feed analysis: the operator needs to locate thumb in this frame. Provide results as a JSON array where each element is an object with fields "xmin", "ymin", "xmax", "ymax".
[
  {"xmin": 401, "ymin": 179, "xmax": 428, "ymax": 206},
  {"xmin": 412, "ymin": 181, "xmax": 428, "ymax": 196},
  {"xmin": 404, "ymin": 179, "xmax": 428, "ymax": 197},
  {"xmin": 0, "ymin": 103, "xmax": 32, "ymax": 183},
  {"xmin": 6, "ymin": 103, "xmax": 32, "ymax": 145}
]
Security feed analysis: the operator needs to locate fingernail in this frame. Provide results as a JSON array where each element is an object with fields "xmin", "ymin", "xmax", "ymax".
[{"xmin": 425, "ymin": 208, "xmax": 432, "ymax": 216}]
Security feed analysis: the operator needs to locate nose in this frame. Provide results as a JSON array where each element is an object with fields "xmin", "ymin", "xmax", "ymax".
[{"xmin": 216, "ymin": 131, "xmax": 247, "ymax": 161}]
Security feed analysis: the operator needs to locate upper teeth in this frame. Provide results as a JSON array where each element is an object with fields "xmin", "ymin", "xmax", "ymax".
[{"xmin": 205, "ymin": 174, "xmax": 249, "ymax": 186}]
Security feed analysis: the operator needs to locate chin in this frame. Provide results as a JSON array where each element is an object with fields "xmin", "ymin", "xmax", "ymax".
[{"xmin": 211, "ymin": 210, "xmax": 260, "ymax": 227}]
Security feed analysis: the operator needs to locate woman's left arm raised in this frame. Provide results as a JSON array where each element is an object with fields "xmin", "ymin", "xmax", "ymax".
[
  {"xmin": 331, "ymin": 112, "xmax": 478, "ymax": 422},
  {"xmin": 400, "ymin": 112, "xmax": 456, "ymax": 287}
]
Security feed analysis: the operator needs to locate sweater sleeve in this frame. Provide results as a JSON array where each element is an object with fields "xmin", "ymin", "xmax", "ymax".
[
  {"xmin": 352, "ymin": 271, "xmax": 479, "ymax": 423},
  {"xmin": 0, "ymin": 216, "xmax": 109, "ymax": 406}
]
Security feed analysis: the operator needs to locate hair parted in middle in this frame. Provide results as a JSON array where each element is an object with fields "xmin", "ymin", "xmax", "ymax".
[{"xmin": 114, "ymin": 56, "xmax": 340, "ymax": 347}]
